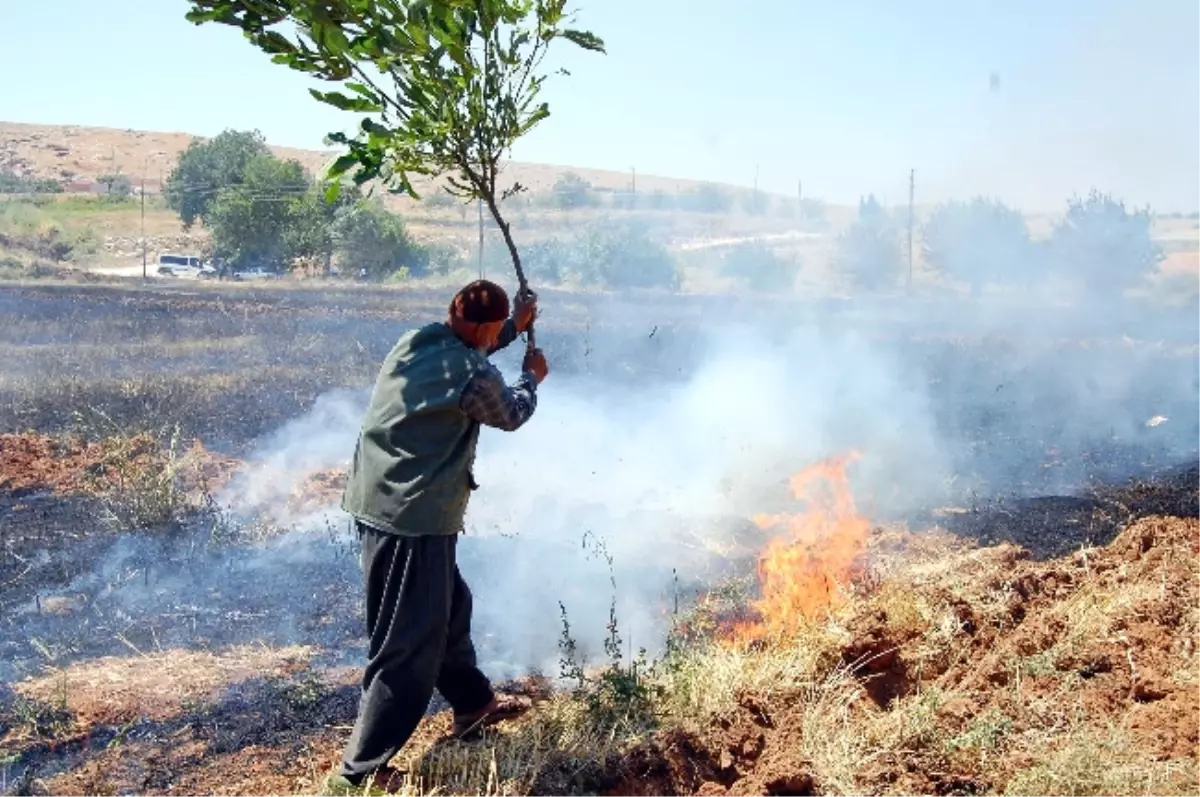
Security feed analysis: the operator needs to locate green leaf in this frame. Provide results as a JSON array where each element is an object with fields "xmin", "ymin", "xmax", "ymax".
[
  {"xmin": 327, "ymin": 153, "xmax": 360, "ymax": 178},
  {"xmin": 561, "ymin": 29, "xmax": 605, "ymax": 52},
  {"xmin": 256, "ymin": 30, "xmax": 297, "ymax": 54},
  {"xmin": 309, "ymin": 88, "xmax": 383, "ymax": 113},
  {"xmin": 324, "ymin": 180, "xmax": 343, "ymax": 204}
]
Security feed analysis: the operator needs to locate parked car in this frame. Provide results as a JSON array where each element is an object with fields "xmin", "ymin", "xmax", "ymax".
[
  {"xmin": 155, "ymin": 253, "xmax": 215, "ymax": 279},
  {"xmin": 231, "ymin": 266, "xmax": 279, "ymax": 281}
]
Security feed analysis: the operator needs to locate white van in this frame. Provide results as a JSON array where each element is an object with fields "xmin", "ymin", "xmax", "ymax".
[{"xmin": 156, "ymin": 254, "xmax": 214, "ymax": 279}]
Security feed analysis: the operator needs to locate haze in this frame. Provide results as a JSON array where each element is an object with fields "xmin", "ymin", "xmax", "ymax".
[{"xmin": 1, "ymin": 0, "xmax": 1196, "ymax": 212}]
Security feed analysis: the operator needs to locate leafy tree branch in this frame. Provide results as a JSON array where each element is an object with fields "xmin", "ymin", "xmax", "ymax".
[{"xmin": 185, "ymin": 0, "xmax": 605, "ymax": 308}]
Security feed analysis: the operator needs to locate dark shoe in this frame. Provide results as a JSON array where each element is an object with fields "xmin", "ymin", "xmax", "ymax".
[
  {"xmin": 452, "ymin": 693, "xmax": 532, "ymax": 739},
  {"xmin": 324, "ymin": 765, "xmax": 407, "ymax": 795}
]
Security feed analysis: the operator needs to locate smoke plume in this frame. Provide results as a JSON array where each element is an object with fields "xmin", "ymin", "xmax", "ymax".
[{"xmin": 210, "ymin": 294, "xmax": 1197, "ymax": 679}]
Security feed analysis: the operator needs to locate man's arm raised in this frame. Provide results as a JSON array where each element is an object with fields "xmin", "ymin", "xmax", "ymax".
[{"xmin": 460, "ymin": 349, "xmax": 547, "ymax": 432}]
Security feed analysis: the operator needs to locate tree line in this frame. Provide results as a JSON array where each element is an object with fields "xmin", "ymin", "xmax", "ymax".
[
  {"xmin": 160, "ymin": 130, "xmax": 1173, "ymax": 296},
  {"xmin": 160, "ymin": 129, "xmax": 687, "ymax": 288},
  {"xmin": 837, "ymin": 191, "xmax": 1167, "ymax": 296},
  {"xmin": 163, "ymin": 130, "xmax": 436, "ymax": 279}
]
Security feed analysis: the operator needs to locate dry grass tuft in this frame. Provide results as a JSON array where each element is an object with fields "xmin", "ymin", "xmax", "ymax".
[{"xmin": 14, "ymin": 644, "xmax": 314, "ymax": 728}]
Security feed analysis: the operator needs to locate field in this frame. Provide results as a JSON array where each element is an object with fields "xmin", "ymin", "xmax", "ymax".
[{"xmin": 0, "ymin": 274, "xmax": 1197, "ymax": 796}]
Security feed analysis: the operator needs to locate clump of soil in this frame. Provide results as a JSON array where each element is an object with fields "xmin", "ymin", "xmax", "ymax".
[
  {"xmin": 286, "ymin": 466, "xmax": 348, "ymax": 517},
  {"xmin": 0, "ymin": 432, "xmax": 147, "ymax": 495},
  {"xmin": 596, "ymin": 508, "xmax": 1198, "ymax": 796},
  {"xmin": 0, "ymin": 432, "xmax": 242, "ymax": 499}
]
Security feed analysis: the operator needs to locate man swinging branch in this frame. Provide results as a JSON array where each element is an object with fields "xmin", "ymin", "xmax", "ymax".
[{"xmin": 334, "ymin": 279, "xmax": 547, "ymax": 791}]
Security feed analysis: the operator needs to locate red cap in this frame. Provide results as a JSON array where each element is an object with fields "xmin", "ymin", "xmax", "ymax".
[{"xmin": 450, "ymin": 280, "xmax": 510, "ymax": 323}]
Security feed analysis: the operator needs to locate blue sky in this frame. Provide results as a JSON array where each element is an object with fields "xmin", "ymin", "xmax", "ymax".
[{"xmin": 1, "ymin": 0, "xmax": 1196, "ymax": 211}]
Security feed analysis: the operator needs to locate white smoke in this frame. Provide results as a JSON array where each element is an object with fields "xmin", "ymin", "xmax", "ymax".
[
  {"xmin": 219, "ymin": 319, "xmax": 947, "ymax": 678},
  {"xmin": 207, "ymin": 289, "xmax": 1197, "ymax": 680}
]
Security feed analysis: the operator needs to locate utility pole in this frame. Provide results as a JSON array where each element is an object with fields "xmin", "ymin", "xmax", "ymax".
[
  {"xmin": 630, "ymin": 166, "xmax": 636, "ymax": 195},
  {"xmin": 797, "ymin": 178, "xmax": 803, "ymax": 218},
  {"xmin": 141, "ymin": 175, "xmax": 147, "ymax": 279},
  {"xmin": 906, "ymin": 168, "xmax": 915, "ymax": 293}
]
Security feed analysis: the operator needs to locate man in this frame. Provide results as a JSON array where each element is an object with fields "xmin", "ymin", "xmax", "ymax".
[{"xmin": 332, "ymin": 279, "xmax": 548, "ymax": 792}]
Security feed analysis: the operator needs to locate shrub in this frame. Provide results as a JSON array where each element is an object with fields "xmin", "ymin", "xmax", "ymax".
[
  {"xmin": 1047, "ymin": 189, "xmax": 1163, "ymax": 295},
  {"xmin": 719, "ymin": 242, "xmax": 799, "ymax": 292},
  {"xmin": 922, "ymin": 197, "xmax": 1035, "ymax": 292},
  {"xmin": 836, "ymin": 194, "xmax": 903, "ymax": 292}
]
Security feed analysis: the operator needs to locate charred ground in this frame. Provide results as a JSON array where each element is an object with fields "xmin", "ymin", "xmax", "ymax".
[{"xmin": 0, "ymin": 278, "xmax": 1197, "ymax": 795}]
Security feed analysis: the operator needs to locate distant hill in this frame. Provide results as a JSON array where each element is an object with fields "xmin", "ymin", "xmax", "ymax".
[{"xmin": 0, "ymin": 121, "xmax": 759, "ymax": 205}]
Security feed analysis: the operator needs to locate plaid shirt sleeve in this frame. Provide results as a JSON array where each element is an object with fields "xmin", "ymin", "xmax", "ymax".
[{"xmin": 459, "ymin": 362, "xmax": 538, "ymax": 431}]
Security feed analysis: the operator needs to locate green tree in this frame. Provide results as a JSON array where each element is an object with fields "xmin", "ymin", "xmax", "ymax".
[
  {"xmin": 421, "ymin": 188, "xmax": 458, "ymax": 210},
  {"xmin": 741, "ymin": 191, "xmax": 768, "ymax": 216},
  {"xmin": 97, "ymin": 173, "xmax": 133, "ymax": 199},
  {"xmin": 922, "ymin": 197, "xmax": 1034, "ymax": 293},
  {"xmin": 520, "ymin": 238, "xmax": 567, "ymax": 283},
  {"xmin": 185, "ymin": 0, "xmax": 604, "ymax": 322},
  {"xmin": 644, "ymin": 189, "xmax": 674, "ymax": 211},
  {"xmin": 720, "ymin": 242, "xmax": 799, "ymax": 292},
  {"xmin": 333, "ymin": 198, "xmax": 428, "ymax": 280},
  {"xmin": 516, "ymin": 220, "xmax": 676, "ymax": 289},
  {"xmin": 552, "ymin": 172, "xmax": 597, "ymax": 209},
  {"xmin": 1048, "ymin": 189, "xmax": 1162, "ymax": 294},
  {"xmin": 164, "ymin": 129, "xmax": 271, "ymax": 229},
  {"xmin": 287, "ymin": 183, "xmax": 363, "ymax": 274},
  {"xmin": 207, "ymin": 155, "xmax": 312, "ymax": 271},
  {"xmin": 837, "ymin": 194, "xmax": 902, "ymax": 292},
  {"xmin": 0, "ymin": 171, "xmax": 63, "ymax": 193},
  {"xmin": 578, "ymin": 219, "xmax": 678, "ymax": 289}
]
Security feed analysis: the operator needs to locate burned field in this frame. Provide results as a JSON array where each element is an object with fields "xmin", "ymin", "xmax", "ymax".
[{"xmin": 0, "ymin": 279, "xmax": 1197, "ymax": 795}]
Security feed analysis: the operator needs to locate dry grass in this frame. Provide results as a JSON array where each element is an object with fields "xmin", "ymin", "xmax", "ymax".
[
  {"xmin": 12, "ymin": 645, "xmax": 314, "ymax": 729},
  {"xmin": 1003, "ymin": 725, "xmax": 1200, "ymax": 796},
  {"xmin": 306, "ymin": 515, "xmax": 1199, "ymax": 796},
  {"xmin": 1, "ymin": 514, "xmax": 1192, "ymax": 795}
]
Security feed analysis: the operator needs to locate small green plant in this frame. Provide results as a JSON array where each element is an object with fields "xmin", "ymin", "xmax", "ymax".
[
  {"xmin": 269, "ymin": 668, "xmax": 328, "ymax": 712},
  {"xmin": 946, "ymin": 710, "xmax": 1012, "ymax": 753},
  {"xmin": 3, "ymin": 688, "xmax": 73, "ymax": 741},
  {"xmin": 555, "ymin": 535, "xmax": 662, "ymax": 733}
]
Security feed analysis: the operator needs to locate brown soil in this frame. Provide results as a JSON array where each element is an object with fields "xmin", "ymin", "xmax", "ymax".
[
  {"xmin": 287, "ymin": 467, "xmax": 349, "ymax": 517},
  {"xmin": 0, "ymin": 432, "xmax": 241, "ymax": 499},
  {"xmin": 2, "ymin": 425, "xmax": 1195, "ymax": 795},
  {"xmin": 599, "ymin": 512, "xmax": 1199, "ymax": 796},
  {"xmin": 0, "ymin": 432, "xmax": 141, "ymax": 496},
  {"xmin": 2, "ymin": 512, "xmax": 1195, "ymax": 795},
  {"xmin": 12, "ymin": 646, "xmax": 314, "ymax": 728}
]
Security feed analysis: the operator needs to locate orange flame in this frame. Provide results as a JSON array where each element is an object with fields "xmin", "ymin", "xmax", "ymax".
[{"xmin": 730, "ymin": 451, "xmax": 870, "ymax": 645}]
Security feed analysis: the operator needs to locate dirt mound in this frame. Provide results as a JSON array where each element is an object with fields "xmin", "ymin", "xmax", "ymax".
[
  {"xmin": 0, "ymin": 432, "xmax": 138, "ymax": 496},
  {"xmin": 0, "ymin": 432, "xmax": 242, "ymax": 499},
  {"xmin": 599, "ymin": 513, "xmax": 1198, "ymax": 796},
  {"xmin": 935, "ymin": 514, "xmax": 1199, "ymax": 751}
]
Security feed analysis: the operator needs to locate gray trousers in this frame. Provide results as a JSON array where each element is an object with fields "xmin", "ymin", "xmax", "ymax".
[{"xmin": 341, "ymin": 523, "xmax": 494, "ymax": 780}]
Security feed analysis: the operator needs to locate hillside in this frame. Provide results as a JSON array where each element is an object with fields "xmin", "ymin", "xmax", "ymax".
[
  {"xmin": 0, "ymin": 121, "xmax": 761, "ymax": 207},
  {"xmin": 0, "ymin": 121, "xmax": 853, "ymax": 289}
]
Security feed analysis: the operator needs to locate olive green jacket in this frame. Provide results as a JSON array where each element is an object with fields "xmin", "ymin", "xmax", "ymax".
[{"xmin": 341, "ymin": 320, "xmax": 517, "ymax": 536}]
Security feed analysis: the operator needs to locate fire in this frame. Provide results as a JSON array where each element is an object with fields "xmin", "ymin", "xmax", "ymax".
[{"xmin": 730, "ymin": 452, "xmax": 870, "ymax": 645}]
